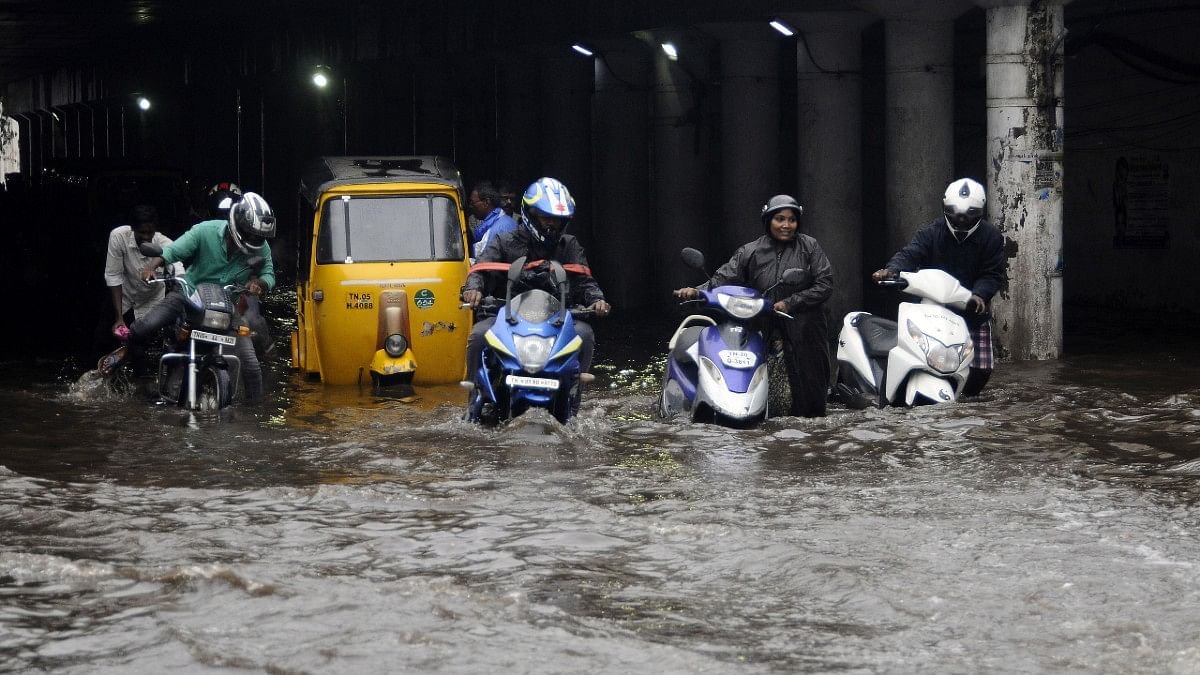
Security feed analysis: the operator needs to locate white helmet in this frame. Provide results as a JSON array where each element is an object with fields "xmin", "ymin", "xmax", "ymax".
[
  {"xmin": 228, "ymin": 191, "xmax": 276, "ymax": 254},
  {"xmin": 942, "ymin": 178, "xmax": 985, "ymax": 238}
]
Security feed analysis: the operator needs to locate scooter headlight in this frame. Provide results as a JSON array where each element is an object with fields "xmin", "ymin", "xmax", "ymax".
[
  {"xmin": 907, "ymin": 319, "xmax": 967, "ymax": 374},
  {"xmin": 698, "ymin": 356, "xmax": 726, "ymax": 385},
  {"xmin": 514, "ymin": 335, "xmax": 555, "ymax": 373},
  {"xmin": 384, "ymin": 333, "xmax": 409, "ymax": 357},
  {"xmin": 748, "ymin": 363, "xmax": 768, "ymax": 391},
  {"xmin": 716, "ymin": 293, "xmax": 764, "ymax": 320}
]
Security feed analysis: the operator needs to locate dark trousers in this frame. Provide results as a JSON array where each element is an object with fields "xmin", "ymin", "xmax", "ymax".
[
  {"xmin": 130, "ymin": 292, "xmax": 263, "ymax": 401},
  {"xmin": 777, "ymin": 309, "xmax": 831, "ymax": 418},
  {"xmin": 466, "ymin": 316, "xmax": 595, "ymax": 379}
]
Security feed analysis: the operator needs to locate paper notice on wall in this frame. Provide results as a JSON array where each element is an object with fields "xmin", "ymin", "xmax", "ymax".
[
  {"xmin": 0, "ymin": 115, "xmax": 20, "ymax": 188},
  {"xmin": 1112, "ymin": 155, "xmax": 1170, "ymax": 248}
]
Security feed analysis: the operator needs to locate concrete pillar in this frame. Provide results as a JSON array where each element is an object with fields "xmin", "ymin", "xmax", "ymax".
[
  {"xmin": 786, "ymin": 11, "xmax": 875, "ymax": 324},
  {"xmin": 856, "ymin": 1, "xmax": 970, "ymax": 255},
  {"xmin": 884, "ymin": 19, "xmax": 955, "ymax": 255},
  {"xmin": 651, "ymin": 34, "xmax": 712, "ymax": 301},
  {"xmin": 979, "ymin": 1, "xmax": 1067, "ymax": 359},
  {"xmin": 539, "ymin": 52, "xmax": 594, "ymax": 251},
  {"xmin": 592, "ymin": 38, "xmax": 652, "ymax": 311},
  {"xmin": 707, "ymin": 23, "xmax": 781, "ymax": 259}
]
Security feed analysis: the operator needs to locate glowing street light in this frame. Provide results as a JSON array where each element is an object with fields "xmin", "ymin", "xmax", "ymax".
[
  {"xmin": 571, "ymin": 43, "xmax": 594, "ymax": 57},
  {"xmin": 312, "ymin": 72, "xmax": 329, "ymax": 88},
  {"xmin": 136, "ymin": 96, "xmax": 151, "ymax": 111},
  {"xmin": 661, "ymin": 42, "xmax": 678, "ymax": 61},
  {"xmin": 769, "ymin": 19, "xmax": 796, "ymax": 37}
]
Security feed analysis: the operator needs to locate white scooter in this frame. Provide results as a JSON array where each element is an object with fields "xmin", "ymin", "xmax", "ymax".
[{"xmin": 833, "ymin": 269, "xmax": 974, "ymax": 408}]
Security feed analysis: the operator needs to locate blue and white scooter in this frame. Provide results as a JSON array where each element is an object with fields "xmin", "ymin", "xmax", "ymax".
[
  {"xmin": 462, "ymin": 257, "xmax": 594, "ymax": 426},
  {"xmin": 658, "ymin": 248, "xmax": 804, "ymax": 427}
]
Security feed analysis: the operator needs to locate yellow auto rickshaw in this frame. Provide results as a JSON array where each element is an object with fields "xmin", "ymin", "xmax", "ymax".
[{"xmin": 291, "ymin": 156, "xmax": 473, "ymax": 392}]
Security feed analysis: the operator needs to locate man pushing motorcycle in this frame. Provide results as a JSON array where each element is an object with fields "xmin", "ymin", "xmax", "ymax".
[
  {"xmin": 461, "ymin": 177, "xmax": 611, "ymax": 377},
  {"xmin": 129, "ymin": 192, "xmax": 276, "ymax": 402}
]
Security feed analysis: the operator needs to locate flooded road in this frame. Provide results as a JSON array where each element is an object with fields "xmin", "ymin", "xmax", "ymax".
[{"xmin": 3, "ymin": 314, "xmax": 1200, "ymax": 673}]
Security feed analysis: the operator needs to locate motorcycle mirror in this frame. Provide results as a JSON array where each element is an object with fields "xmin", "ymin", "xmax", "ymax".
[
  {"xmin": 507, "ymin": 256, "xmax": 527, "ymax": 284},
  {"xmin": 139, "ymin": 242, "xmax": 164, "ymax": 258},
  {"xmin": 551, "ymin": 261, "xmax": 568, "ymax": 288},
  {"xmin": 680, "ymin": 247, "xmax": 706, "ymax": 272}
]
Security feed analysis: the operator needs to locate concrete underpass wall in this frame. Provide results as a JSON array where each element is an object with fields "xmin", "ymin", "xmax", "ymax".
[
  {"xmin": 3, "ymin": 0, "xmax": 1198, "ymax": 334},
  {"xmin": 1061, "ymin": 3, "xmax": 1200, "ymax": 314}
]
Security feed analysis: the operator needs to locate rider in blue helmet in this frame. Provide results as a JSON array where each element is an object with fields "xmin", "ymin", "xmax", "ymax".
[{"xmin": 462, "ymin": 177, "xmax": 611, "ymax": 376}]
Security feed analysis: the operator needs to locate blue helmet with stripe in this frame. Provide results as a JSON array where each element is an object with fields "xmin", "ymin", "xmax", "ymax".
[{"xmin": 520, "ymin": 177, "xmax": 575, "ymax": 245}]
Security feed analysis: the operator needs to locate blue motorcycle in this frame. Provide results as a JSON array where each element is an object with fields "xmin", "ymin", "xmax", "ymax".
[
  {"xmin": 658, "ymin": 248, "xmax": 803, "ymax": 427},
  {"xmin": 463, "ymin": 257, "xmax": 595, "ymax": 426}
]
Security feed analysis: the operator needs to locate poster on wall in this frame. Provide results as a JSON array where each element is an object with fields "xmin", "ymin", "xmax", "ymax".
[
  {"xmin": 1112, "ymin": 155, "xmax": 1170, "ymax": 248},
  {"xmin": 0, "ymin": 100, "xmax": 22, "ymax": 189}
]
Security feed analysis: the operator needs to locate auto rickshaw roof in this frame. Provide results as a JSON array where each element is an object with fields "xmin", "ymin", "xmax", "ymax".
[{"xmin": 298, "ymin": 155, "xmax": 465, "ymax": 208}]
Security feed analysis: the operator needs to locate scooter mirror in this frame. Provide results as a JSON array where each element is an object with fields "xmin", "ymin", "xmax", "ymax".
[
  {"xmin": 139, "ymin": 242, "xmax": 164, "ymax": 258},
  {"xmin": 781, "ymin": 268, "xmax": 805, "ymax": 285},
  {"xmin": 680, "ymin": 247, "xmax": 706, "ymax": 272}
]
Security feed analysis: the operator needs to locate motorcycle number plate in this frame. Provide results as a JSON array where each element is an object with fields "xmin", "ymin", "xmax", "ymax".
[
  {"xmin": 192, "ymin": 330, "xmax": 237, "ymax": 346},
  {"xmin": 505, "ymin": 374, "xmax": 560, "ymax": 391},
  {"xmin": 718, "ymin": 349, "xmax": 757, "ymax": 369}
]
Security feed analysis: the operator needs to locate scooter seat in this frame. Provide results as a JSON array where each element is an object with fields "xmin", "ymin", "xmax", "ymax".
[
  {"xmin": 855, "ymin": 314, "xmax": 897, "ymax": 358},
  {"xmin": 671, "ymin": 326, "xmax": 705, "ymax": 365}
]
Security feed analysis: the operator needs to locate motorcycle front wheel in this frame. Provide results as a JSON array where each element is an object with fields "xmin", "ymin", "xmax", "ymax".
[{"xmin": 196, "ymin": 366, "xmax": 232, "ymax": 411}]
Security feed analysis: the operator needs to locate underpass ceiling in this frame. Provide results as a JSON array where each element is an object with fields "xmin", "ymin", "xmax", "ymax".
[{"xmin": 0, "ymin": 0, "xmax": 857, "ymax": 87}]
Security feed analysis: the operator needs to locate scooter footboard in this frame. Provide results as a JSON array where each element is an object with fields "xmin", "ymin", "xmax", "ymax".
[{"xmin": 904, "ymin": 371, "xmax": 958, "ymax": 405}]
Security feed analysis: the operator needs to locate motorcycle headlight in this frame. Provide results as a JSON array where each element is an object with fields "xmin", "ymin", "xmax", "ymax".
[
  {"xmin": 384, "ymin": 333, "xmax": 409, "ymax": 357},
  {"xmin": 202, "ymin": 310, "xmax": 231, "ymax": 331},
  {"xmin": 514, "ymin": 335, "xmax": 555, "ymax": 373},
  {"xmin": 716, "ymin": 293, "xmax": 764, "ymax": 320},
  {"xmin": 698, "ymin": 356, "xmax": 725, "ymax": 385},
  {"xmin": 907, "ymin": 319, "xmax": 966, "ymax": 374}
]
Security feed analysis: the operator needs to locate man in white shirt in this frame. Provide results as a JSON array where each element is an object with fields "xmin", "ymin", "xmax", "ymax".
[{"xmin": 98, "ymin": 204, "xmax": 181, "ymax": 372}]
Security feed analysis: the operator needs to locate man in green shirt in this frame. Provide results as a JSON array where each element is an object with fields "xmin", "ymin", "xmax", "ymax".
[{"xmin": 130, "ymin": 192, "xmax": 277, "ymax": 401}]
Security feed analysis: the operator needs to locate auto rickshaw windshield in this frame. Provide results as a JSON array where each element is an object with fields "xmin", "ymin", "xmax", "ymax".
[{"xmin": 316, "ymin": 194, "xmax": 464, "ymax": 263}]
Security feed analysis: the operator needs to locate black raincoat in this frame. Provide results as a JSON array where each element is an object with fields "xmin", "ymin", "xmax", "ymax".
[{"xmin": 704, "ymin": 233, "xmax": 834, "ymax": 417}]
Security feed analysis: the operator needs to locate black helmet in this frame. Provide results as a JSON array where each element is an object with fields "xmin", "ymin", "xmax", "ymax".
[
  {"xmin": 206, "ymin": 181, "xmax": 243, "ymax": 218},
  {"xmin": 760, "ymin": 194, "xmax": 803, "ymax": 227},
  {"xmin": 228, "ymin": 191, "xmax": 276, "ymax": 254}
]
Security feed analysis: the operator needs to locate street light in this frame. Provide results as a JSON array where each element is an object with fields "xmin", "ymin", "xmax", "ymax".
[
  {"xmin": 661, "ymin": 42, "xmax": 679, "ymax": 61},
  {"xmin": 310, "ymin": 65, "xmax": 347, "ymax": 154},
  {"xmin": 136, "ymin": 96, "xmax": 151, "ymax": 111}
]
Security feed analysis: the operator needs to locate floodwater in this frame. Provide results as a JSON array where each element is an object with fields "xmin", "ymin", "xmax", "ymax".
[{"xmin": 3, "ymin": 311, "xmax": 1200, "ymax": 673}]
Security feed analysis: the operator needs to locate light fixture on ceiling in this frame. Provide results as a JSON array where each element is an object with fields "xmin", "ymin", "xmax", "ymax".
[{"xmin": 769, "ymin": 19, "xmax": 796, "ymax": 37}]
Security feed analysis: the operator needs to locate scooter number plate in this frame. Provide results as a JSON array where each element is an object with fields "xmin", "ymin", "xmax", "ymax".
[
  {"xmin": 192, "ymin": 330, "xmax": 237, "ymax": 346},
  {"xmin": 505, "ymin": 374, "xmax": 560, "ymax": 391},
  {"xmin": 718, "ymin": 349, "xmax": 757, "ymax": 369}
]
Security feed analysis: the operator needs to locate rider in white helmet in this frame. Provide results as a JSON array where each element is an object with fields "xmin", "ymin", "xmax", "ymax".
[
  {"xmin": 871, "ymin": 178, "xmax": 1006, "ymax": 397},
  {"xmin": 131, "ymin": 191, "xmax": 277, "ymax": 401}
]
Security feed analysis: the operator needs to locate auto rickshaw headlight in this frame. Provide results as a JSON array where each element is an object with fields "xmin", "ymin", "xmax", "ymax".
[{"xmin": 384, "ymin": 333, "xmax": 409, "ymax": 357}]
